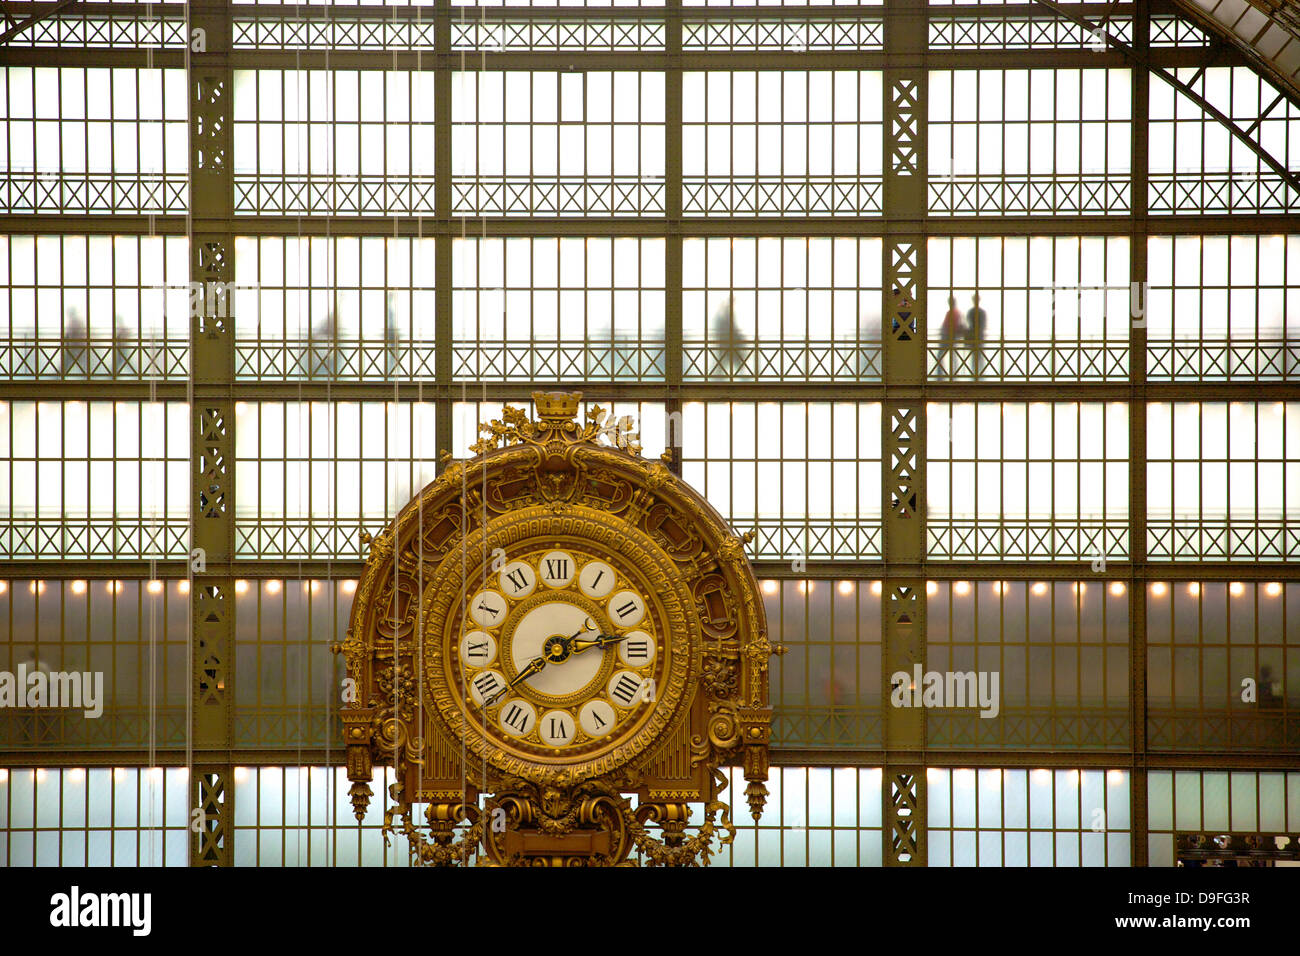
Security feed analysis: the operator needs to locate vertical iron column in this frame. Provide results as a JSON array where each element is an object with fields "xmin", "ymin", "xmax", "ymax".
[
  {"xmin": 187, "ymin": 0, "xmax": 236, "ymax": 866},
  {"xmin": 881, "ymin": 0, "xmax": 928, "ymax": 867}
]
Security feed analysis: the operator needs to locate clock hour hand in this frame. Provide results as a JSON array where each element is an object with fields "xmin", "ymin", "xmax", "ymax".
[
  {"xmin": 571, "ymin": 632, "xmax": 626, "ymax": 654},
  {"xmin": 484, "ymin": 655, "xmax": 546, "ymax": 707}
]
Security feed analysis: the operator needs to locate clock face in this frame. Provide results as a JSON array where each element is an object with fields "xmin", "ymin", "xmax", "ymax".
[{"xmin": 450, "ymin": 545, "xmax": 664, "ymax": 762}]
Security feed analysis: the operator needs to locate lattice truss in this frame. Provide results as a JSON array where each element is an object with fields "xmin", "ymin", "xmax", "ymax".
[{"xmin": 683, "ymin": 18, "xmax": 882, "ymax": 52}]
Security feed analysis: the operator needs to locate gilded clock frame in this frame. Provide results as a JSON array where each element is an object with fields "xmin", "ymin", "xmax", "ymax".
[{"xmin": 336, "ymin": 391, "xmax": 777, "ymax": 866}]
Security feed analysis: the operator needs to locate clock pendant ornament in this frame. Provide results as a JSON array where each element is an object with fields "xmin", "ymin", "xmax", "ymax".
[{"xmin": 335, "ymin": 390, "xmax": 776, "ymax": 867}]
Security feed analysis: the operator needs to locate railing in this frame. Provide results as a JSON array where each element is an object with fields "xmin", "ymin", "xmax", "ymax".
[
  {"xmin": 928, "ymin": 339, "xmax": 1129, "ymax": 381},
  {"xmin": 1, "ymin": 337, "xmax": 189, "ymax": 380}
]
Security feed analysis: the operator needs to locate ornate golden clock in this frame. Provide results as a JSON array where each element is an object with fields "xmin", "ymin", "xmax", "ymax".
[{"xmin": 336, "ymin": 391, "xmax": 776, "ymax": 866}]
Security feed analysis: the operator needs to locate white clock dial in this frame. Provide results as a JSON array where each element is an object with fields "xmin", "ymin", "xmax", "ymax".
[
  {"xmin": 509, "ymin": 600, "xmax": 602, "ymax": 697},
  {"xmin": 607, "ymin": 590, "xmax": 646, "ymax": 627},
  {"xmin": 619, "ymin": 630, "xmax": 656, "ymax": 668},
  {"xmin": 539, "ymin": 709, "xmax": 577, "ymax": 747},
  {"xmin": 499, "ymin": 561, "xmax": 538, "ymax": 600},
  {"xmin": 497, "ymin": 698, "xmax": 537, "ymax": 737},
  {"xmin": 467, "ymin": 669, "xmax": 507, "ymax": 707},
  {"xmin": 579, "ymin": 699, "xmax": 617, "ymax": 739},
  {"xmin": 459, "ymin": 630, "xmax": 497, "ymax": 667},
  {"xmin": 607, "ymin": 670, "xmax": 647, "ymax": 709},
  {"xmin": 578, "ymin": 560, "xmax": 617, "ymax": 599},
  {"xmin": 539, "ymin": 550, "xmax": 577, "ymax": 588},
  {"xmin": 469, "ymin": 589, "xmax": 508, "ymax": 629}
]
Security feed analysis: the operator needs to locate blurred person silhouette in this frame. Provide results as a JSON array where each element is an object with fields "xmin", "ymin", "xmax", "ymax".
[
  {"xmin": 965, "ymin": 292, "xmax": 987, "ymax": 379},
  {"xmin": 709, "ymin": 293, "xmax": 748, "ymax": 378},
  {"xmin": 1287, "ymin": 313, "xmax": 1299, "ymax": 379},
  {"xmin": 61, "ymin": 306, "xmax": 88, "ymax": 376},
  {"xmin": 111, "ymin": 317, "xmax": 134, "ymax": 377},
  {"xmin": 385, "ymin": 290, "xmax": 402, "ymax": 377},
  {"xmin": 935, "ymin": 293, "xmax": 962, "ymax": 380},
  {"xmin": 1258, "ymin": 664, "xmax": 1282, "ymax": 710},
  {"xmin": 309, "ymin": 308, "xmax": 337, "ymax": 378},
  {"xmin": 858, "ymin": 308, "xmax": 882, "ymax": 379}
]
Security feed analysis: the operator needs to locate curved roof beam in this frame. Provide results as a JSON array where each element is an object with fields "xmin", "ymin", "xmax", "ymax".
[
  {"xmin": 1172, "ymin": 0, "xmax": 1300, "ymax": 107},
  {"xmin": 1034, "ymin": 0, "xmax": 1300, "ymax": 197}
]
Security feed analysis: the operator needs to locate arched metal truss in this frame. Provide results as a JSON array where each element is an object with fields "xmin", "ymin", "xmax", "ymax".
[
  {"xmin": 1174, "ymin": 0, "xmax": 1300, "ymax": 102},
  {"xmin": 1036, "ymin": 0, "xmax": 1300, "ymax": 196}
]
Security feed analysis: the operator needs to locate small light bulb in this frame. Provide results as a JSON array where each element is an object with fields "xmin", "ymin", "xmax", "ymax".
[
  {"xmin": 1265, "ymin": 582, "xmax": 1282, "ymax": 598},
  {"xmin": 1150, "ymin": 582, "xmax": 1167, "ymax": 598},
  {"xmin": 1187, "ymin": 582, "xmax": 1201, "ymax": 597},
  {"xmin": 1032, "ymin": 582, "xmax": 1048, "ymax": 597},
  {"xmin": 265, "ymin": 580, "xmax": 282, "ymax": 594},
  {"xmin": 954, "ymin": 581, "xmax": 971, "ymax": 596},
  {"xmin": 71, "ymin": 580, "xmax": 87, "ymax": 595},
  {"xmin": 761, "ymin": 580, "xmax": 778, "ymax": 596},
  {"xmin": 1109, "ymin": 582, "xmax": 1126, "ymax": 597},
  {"xmin": 178, "ymin": 580, "xmax": 190, "ymax": 594},
  {"xmin": 342, "ymin": 579, "xmax": 358, "ymax": 594},
  {"xmin": 870, "ymin": 580, "xmax": 883, "ymax": 596},
  {"xmin": 926, "ymin": 581, "xmax": 938, "ymax": 596},
  {"xmin": 234, "ymin": 580, "xmax": 249, "ymax": 594},
  {"xmin": 147, "ymin": 580, "xmax": 164, "ymax": 595},
  {"xmin": 837, "ymin": 581, "xmax": 854, "ymax": 596},
  {"xmin": 1229, "ymin": 582, "xmax": 1245, "ymax": 598}
]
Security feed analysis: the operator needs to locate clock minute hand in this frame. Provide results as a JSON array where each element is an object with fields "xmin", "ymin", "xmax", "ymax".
[{"xmin": 484, "ymin": 655, "xmax": 547, "ymax": 707}]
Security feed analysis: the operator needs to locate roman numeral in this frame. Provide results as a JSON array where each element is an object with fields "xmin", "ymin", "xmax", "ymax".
[
  {"xmin": 477, "ymin": 600, "xmax": 500, "ymax": 618},
  {"xmin": 589, "ymin": 569, "xmax": 605, "ymax": 589},
  {"xmin": 625, "ymin": 640, "xmax": 649, "ymax": 661},
  {"xmin": 549, "ymin": 717, "xmax": 569, "ymax": 739},
  {"xmin": 504, "ymin": 569, "xmax": 528, "ymax": 593},
  {"xmin": 591, "ymin": 710, "xmax": 608, "ymax": 729},
  {"xmin": 502, "ymin": 703, "xmax": 529, "ymax": 731},
  {"xmin": 614, "ymin": 599, "xmax": 639, "ymax": 619},
  {"xmin": 611, "ymin": 674, "xmax": 640, "ymax": 706},
  {"xmin": 466, "ymin": 640, "xmax": 488, "ymax": 660},
  {"xmin": 545, "ymin": 558, "xmax": 569, "ymax": 580},
  {"xmin": 473, "ymin": 673, "xmax": 500, "ymax": 697}
]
